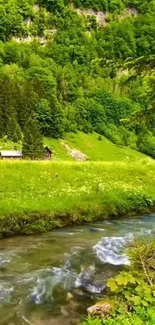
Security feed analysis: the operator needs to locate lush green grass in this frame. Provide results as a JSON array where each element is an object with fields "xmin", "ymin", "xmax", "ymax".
[
  {"xmin": 0, "ymin": 133, "xmax": 154, "ymax": 237},
  {"xmin": 44, "ymin": 132, "xmax": 147, "ymax": 161},
  {"xmin": 0, "ymin": 132, "xmax": 148, "ymax": 162},
  {"xmin": 43, "ymin": 137, "xmax": 74, "ymax": 160},
  {"xmin": 1, "ymin": 159, "xmax": 155, "ymax": 214},
  {"xmin": 65, "ymin": 132, "xmax": 147, "ymax": 161},
  {"xmin": 0, "ymin": 159, "xmax": 155, "ymax": 236}
]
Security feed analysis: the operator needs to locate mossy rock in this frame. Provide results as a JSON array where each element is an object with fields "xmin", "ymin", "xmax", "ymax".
[{"xmin": 87, "ymin": 300, "xmax": 114, "ymax": 319}]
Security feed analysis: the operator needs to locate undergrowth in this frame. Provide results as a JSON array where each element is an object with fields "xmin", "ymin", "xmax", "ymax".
[{"xmin": 81, "ymin": 240, "xmax": 155, "ymax": 325}]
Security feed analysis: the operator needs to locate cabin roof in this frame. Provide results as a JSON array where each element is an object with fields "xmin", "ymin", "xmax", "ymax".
[
  {"xmin": 0, "ymin": 150, "xmax": 23, "ymax": 157},
  {"xmin": 44, "ymin": 146, "xmax": 52, "ymax": 153}
]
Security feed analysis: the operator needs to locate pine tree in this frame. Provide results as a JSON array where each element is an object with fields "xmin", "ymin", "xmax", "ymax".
[
  {"xmin": 18, "ymin": 81, "xmax": 37, "ymax": 130},
  {"xmin": 6, "ymin": 116, "xmax": 22, "ymax": 142},
  {"xmin": 22, "ymin": 118, "xmax": 44, "ymax": 159},
  {"xmin": 0, "ymin": 77, "xmax": 15, "ymax": 135},
  {"xmin": 0, "ymin": 106, "xmax": 4, "ymax": 137}
]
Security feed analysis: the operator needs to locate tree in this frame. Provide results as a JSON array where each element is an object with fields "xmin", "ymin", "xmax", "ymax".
[
  {"xmin": 17, "ymin": 81, "xmax": 38, "ymax": 130},
  {"xmin": 0, "ymin": 106, "xmax": 4, "ymax": 137},
  {"xmin": 49, "ymin": 99, "xmax": 64, "ymax": 138},
  {"xmin": 36, "ymin": 98, "xmax": 51, "ymax": 136},
  {"xmin": 6, "ymin": 115, "xmax": 22, "ymax": 142},
  {"xmin": 137, "ymin": 129, "xmax": 155, "ymax": 159},
  {"xmin": 0, "ymin": 76, "xmax": 15, "ymax": 135},
  {"xmin": 22, "ymin": 118, "xmax": 44, "ymax": 159}
]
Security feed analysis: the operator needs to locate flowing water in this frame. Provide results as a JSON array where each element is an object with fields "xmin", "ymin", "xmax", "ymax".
[{"xmin": 0, "ymin": 214, "xmax": 155, "ymax": 325}]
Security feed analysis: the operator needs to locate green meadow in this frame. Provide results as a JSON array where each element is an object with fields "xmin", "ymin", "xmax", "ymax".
[
  {"xmin": 0, "ymin": 131, "xmax": 148, "ymax": 162},
  {"xmin": 44, "ymin": 132, "xmax": 147, "ymax": 161},
  {"xmin": 0, "ymin": 158, "xmax": 155, "ymax": 237},
  {"xmin": 0, "ymin": 133, "xmax": 155, "ymax": 236}
]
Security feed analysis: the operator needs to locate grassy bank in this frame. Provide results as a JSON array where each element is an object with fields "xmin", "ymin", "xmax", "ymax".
[{"xmin": 0, "ymin": 159, "xmax": 155, "ymax": 237}]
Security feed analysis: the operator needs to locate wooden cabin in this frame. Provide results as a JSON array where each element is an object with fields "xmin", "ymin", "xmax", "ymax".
[
  {"xmin": 44, "ymin": 146, "xmax": 52, "ymax": 160},
  {"xmin": 0, "ymin": 150, "xmax": 23, "ymax": 160}
]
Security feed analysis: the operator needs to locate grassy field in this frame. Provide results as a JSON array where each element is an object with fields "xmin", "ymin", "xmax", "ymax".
[
  {"xmin": 44, "ymin": 132, "xmax": 147, "ymax": 161},
  {"xmin": 0, "ymin": 159, "xmax": 155, "ymax": 237},
  {"xmin": 0, "ymin": 132, "xmax": 147, "ymax": 162},
  {"xmin": 0, "ymin": 133, "xmax": 154, "ymax": 237},
  {"xmin": 64, "ymin": 132, "xmax": 146, "ymax": 161}
]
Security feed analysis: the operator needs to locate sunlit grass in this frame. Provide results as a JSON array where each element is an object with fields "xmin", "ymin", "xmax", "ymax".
[
  {"xmin": 44, "ymin": 132, "xmax": 147, "ymax": 161},
  {"xmin": 0, "ymin": 159, "xmax": 155, "ymax": 215}
]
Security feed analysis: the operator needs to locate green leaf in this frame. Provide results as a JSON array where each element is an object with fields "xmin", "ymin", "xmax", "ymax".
[
  {"xmin": 116, "ymin": 274, "xmax": 128, "ymax": 286},
  {"xmin": 133, "ymin": 296, "xmax": 141, "ymax": 306},
  {"xmin": 107, "ymin": 278, "xmax": 118, "ymax": 292}
]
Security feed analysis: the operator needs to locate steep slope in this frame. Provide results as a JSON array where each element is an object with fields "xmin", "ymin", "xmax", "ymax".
[{"xmin": 43, "ymin": 132, "xmax": 147, "ymax": 161}]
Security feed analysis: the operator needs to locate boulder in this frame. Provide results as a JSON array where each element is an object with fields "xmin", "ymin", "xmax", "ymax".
[{"xmin": 87, "ymin": 302, "xmax": 112, "ymax": 319}]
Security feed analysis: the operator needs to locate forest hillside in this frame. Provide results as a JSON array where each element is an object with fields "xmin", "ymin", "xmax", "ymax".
[{"xmin": 0, "ymin": 0, "xmax": 155, "ymax": 158}]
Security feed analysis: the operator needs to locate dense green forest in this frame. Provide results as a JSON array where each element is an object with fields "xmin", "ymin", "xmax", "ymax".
[{"xmin": 0, "ymin": 0, "xmax": 155, "ymax": 157}]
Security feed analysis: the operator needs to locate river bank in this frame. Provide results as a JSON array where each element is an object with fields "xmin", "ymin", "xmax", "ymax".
[
  {"xmin": 0, "ymin": 159, "xmax": 155, "ymax": 237},
  {"xmin": 0, "ymin": 160, "xmax": 155, "ymax": 237}
]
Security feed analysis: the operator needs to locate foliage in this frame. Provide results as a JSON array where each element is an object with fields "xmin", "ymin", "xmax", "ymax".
[
  {"xmin": 107, "ymin": 270, "xmax": 155, "ymax": 306},
  {"xmin": 82, "ymin": 317, "xmax": 102, "ymax": 325},
  {"xmin": 137, "ymin": 131, "xmax": 155, "ymax": 159},
  {"xmin": 81, "ymin": 308, "xmax": 155, "ymax": 325},
  {"xmin": 6, "ymin": 115, "xmax": 22, "ymax": 142},
  {"xmin": 0, "ymin": 0, "xmax": 154, "ymax": 158},
  {"xmin": 22, "ymin": 118, "xmax": 44, "ymax": 159},
  {"xmin": 108, "ymin": 239, "xmax": 155, "ymax": 296},
  {"xmin": 81, "ymin": 241, "xmax": 155, "ymax": 325}
]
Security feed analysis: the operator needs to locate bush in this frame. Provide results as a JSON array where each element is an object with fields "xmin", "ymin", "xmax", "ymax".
[
  {"xmin": 137, "ymin": 131, "xmax": 155, "ymax": 159},
  {"xmin": 101, "ymin": 123, "xmax": 123, "ymax": 145}
]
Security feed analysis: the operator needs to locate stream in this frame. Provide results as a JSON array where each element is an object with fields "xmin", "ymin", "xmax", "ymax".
[{"xmin": 0, "ymin": 214, "xmax": 155, "ymax": 325}]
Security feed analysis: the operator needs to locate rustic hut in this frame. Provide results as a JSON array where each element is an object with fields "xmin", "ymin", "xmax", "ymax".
[
  {"xmin": 0, "ymin": 150, "xmax": 23, "ymax": 160},
  {"xmin": 44, "ymin": 146, "xmax": 52, "ymax": 160}
]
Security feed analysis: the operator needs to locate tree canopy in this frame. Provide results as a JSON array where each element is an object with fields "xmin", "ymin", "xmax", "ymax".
[{"xmin": 0, "ymin": 0, "xmax": 155, "ymax": 157}]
